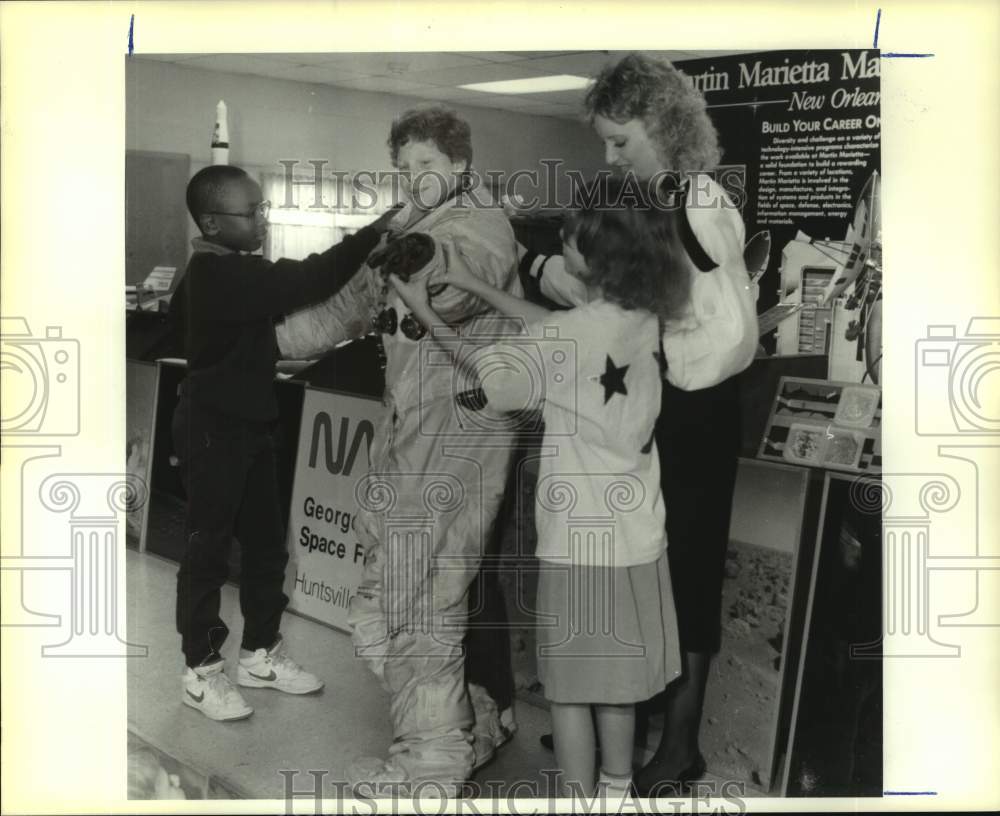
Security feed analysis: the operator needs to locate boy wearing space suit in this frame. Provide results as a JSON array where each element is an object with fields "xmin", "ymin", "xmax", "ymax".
[{"xmin": 276, "ymin": 106, "xmax": 520, "ymax": 792}]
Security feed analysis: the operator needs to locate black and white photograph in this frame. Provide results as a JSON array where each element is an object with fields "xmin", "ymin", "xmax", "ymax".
[
  {"xmin": 2, "ymin": 3, "xmax": 998, "ymax": 814},
  {"xmin": 122, "ymin": 43, "xmax": 886, "ymax": 803}
]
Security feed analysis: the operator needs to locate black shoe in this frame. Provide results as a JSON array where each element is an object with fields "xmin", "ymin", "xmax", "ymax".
[{"xmin": 633, "ymin": 752, "xmax": 707, "ymax": 798}]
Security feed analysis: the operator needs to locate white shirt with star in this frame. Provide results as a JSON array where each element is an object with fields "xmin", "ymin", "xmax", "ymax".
[{"xmin": 479, "ymin": 298, "xmax": 667, "ymax": 568}]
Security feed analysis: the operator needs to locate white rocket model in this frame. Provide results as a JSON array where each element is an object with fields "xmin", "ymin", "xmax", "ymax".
[{"xmin": 211, "ymin": 100, "xmax": 229, "ymax": 165}]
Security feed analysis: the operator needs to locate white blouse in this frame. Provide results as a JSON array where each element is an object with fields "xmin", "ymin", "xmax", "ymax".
[{"xmin": 527, "ymin": 175, "xmax": 759, "ymax": 391}]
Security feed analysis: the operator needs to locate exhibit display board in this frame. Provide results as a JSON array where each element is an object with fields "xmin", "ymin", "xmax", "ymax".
[
  {"xmin": 676, "ymin": 50, "xmax": 881, "ymax": 362},
  {"xmin": 283, "ymin": 387, "xmax": 388, "ymax": 632},
  {"xmin": 758, "ymin": 377, "xmax": 882, "ymax": 474}
]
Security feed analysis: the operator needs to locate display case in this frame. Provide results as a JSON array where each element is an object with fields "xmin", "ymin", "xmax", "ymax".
[{"xmin": 780, "ymin": 472, "xmax": 883, "ymax": 796}]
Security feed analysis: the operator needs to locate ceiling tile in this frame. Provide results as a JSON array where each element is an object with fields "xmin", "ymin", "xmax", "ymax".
[
  {"xmin": 502, "ymin": 50, "xmax": 701, "ymax": 75},
  {"xmin": 444, "ymin": 96, "xmax": 526, "ymax": 114},
  {"xmin": 636, "ymin": 50, "xmax": 695, "ymax": 61},
  {"xmin": 133, "ymin": 53, "xmax": 204, "ymax": 62},
  {"xmin": 454, "ymin": 51, "xmax": 549, "ymax": 63},
  {"xmin": 500, "ymin": 52, "xmax": 618, "ymax": 76},
  {"xmin": 680, "ymin": 49, "xmax": 758, "ymax": 58},
  {"xmin": 503, "ymin": 98, "xmax": 574, "ymax": 113},
  {"xmin": 263, "ymin": 64, "xmax": 371, "ymax": 85},
  {"xmin": 332, "ymin": 75, "xmax": 437, "ymax": 94},
  {"xmin": 179, "ymin": 54, "xmax": 295, "ymax": 75},
  {"xmin": 391, "ymin": 85, "xmax": 491, "ymax": 103},
  {"xmin": 453, "ymin": 51, "xmax": 595, "ymax": 63},
  {"xmin": 511, "ymin": 89, "xmax": 588, "ymax": 106},
  {"xmin": 513, "ymin": 109, "xmax": 580, "ymax": 121},
  {"xmin": 406, "ymin": 61, "xmax": 554, "ymax": 88},
  {"xmin": 501, "ymin": 51, "xmax": 588, "ymax": 59},
  {"xmin": 309, "ymin": 52, "xmax": 486, "ymax": 74},
  {"xmin": 249, "ymin": 53, "xmax": 358, "ymax": 66},
  {"xmin": 133, "ymin": 50, "xmax": 757, "ymax": 106}
]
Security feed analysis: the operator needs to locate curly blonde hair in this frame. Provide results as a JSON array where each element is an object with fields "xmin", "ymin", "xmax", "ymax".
[{"xmin": 584, "ymin": 53, "xmax": 721, "ymax": 173}]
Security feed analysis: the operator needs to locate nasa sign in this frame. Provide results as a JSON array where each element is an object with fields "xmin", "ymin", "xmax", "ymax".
[{"xmin": 283, "ymin": 387, "xmax": 388, "ymax": 632}]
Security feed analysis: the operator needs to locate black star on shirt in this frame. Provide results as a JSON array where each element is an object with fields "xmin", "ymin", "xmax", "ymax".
[{"xmin": 599, "ymin": 355, "xmax": 629, "ymax": 404}]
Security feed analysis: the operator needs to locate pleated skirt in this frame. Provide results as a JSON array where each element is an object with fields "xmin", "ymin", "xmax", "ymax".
[{"xmin": 535, "ymin": 548, "xmax": 682, "ymax": 704}]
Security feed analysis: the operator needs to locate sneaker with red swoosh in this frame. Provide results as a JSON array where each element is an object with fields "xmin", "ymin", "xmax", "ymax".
[{"xmin": 237, "ymin": 637, "xmax": 324, "ymax": 694}]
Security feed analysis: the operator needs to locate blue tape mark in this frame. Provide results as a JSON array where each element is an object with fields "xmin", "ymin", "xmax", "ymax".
[
  {"xmin": 884, "ymin": 791, "xmax": 938, "ymax": 796},
  {"xmin": 872, "ymin": 8, "xmax": 934, "ymax": 58},
  {"xmin": 128, "ymin": 14, "xmax": 134, "ymax": 56}
]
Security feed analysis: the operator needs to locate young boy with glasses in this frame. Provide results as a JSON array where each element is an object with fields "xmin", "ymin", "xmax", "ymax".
[{"xmin": 171, "ymin": 164, "xmax": 399, "ymax": 721}]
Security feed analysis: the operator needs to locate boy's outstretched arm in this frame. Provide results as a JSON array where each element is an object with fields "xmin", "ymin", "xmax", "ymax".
[
  {"xmin": 197, "ymin": 205, "xmax": 403, "ymax": 323},
  {"xmin": 189, "ymin": 228, "xmax": 377, "ymax": 324}
]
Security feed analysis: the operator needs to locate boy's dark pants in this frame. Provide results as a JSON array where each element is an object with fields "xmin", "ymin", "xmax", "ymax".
[{"xmin": 172, "ymin": 397, "xmax": 289, "ymax": 668}]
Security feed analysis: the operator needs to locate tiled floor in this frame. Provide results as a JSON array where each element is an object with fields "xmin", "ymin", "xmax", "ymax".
[
  {"xmin": 127, "ymin": 550, "xmax": 756, "ymax": 804},
  {"xmin": 126, "ymin": 550, "xmax": 560, "ymax": 801}
]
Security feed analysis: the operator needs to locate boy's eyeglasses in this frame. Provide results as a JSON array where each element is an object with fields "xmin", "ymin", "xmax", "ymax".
[{"xmin": 208, "ymin": 200, "xmax": 271, "ymax": 221}]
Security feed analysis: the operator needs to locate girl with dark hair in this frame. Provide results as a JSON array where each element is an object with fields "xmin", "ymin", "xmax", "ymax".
[{"xmin": 522, "ymin": 53, "xmax": 758, "ymax": 794}]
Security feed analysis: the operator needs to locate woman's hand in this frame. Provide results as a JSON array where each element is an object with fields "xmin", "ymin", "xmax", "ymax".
[{"xmin": 388, "ymin": 272, "xmax": 430, "ymax": 311}]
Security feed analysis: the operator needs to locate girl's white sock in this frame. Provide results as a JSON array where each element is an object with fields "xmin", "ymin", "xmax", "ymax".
[{"xmin": 597, "ymin": 767, "xmax": 633, "ymax": 798}]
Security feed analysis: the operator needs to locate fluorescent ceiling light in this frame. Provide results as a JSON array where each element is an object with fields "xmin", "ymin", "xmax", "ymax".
[{"xmin": 459, "ymin": 75, "xmax": 592, "ymax": 94}]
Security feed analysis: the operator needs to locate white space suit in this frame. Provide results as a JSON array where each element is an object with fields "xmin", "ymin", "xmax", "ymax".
[{"xmin": 277, "ymin": 186, "xmax": 521, "ymax": 791}]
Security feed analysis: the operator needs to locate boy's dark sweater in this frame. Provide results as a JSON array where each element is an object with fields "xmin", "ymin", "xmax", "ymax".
[{"xmin": 172, "ymin": 228, "xmax": 380, "ymax": 422}]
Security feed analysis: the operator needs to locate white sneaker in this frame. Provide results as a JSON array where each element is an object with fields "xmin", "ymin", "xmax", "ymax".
[
  {"xmin": 182, "ymin": 661, "xmax": 253, "ymax": 722},
  {"xmin": 499, "ymin": 706, "xmax": 518, "ymax": 744},
  {"xmin": 346, "ymin": 755, "xmax": 462, "ymax": 799},
  {"xmin": 237, "ymin": 638, "xmax": 324, "ymax": 694}
]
